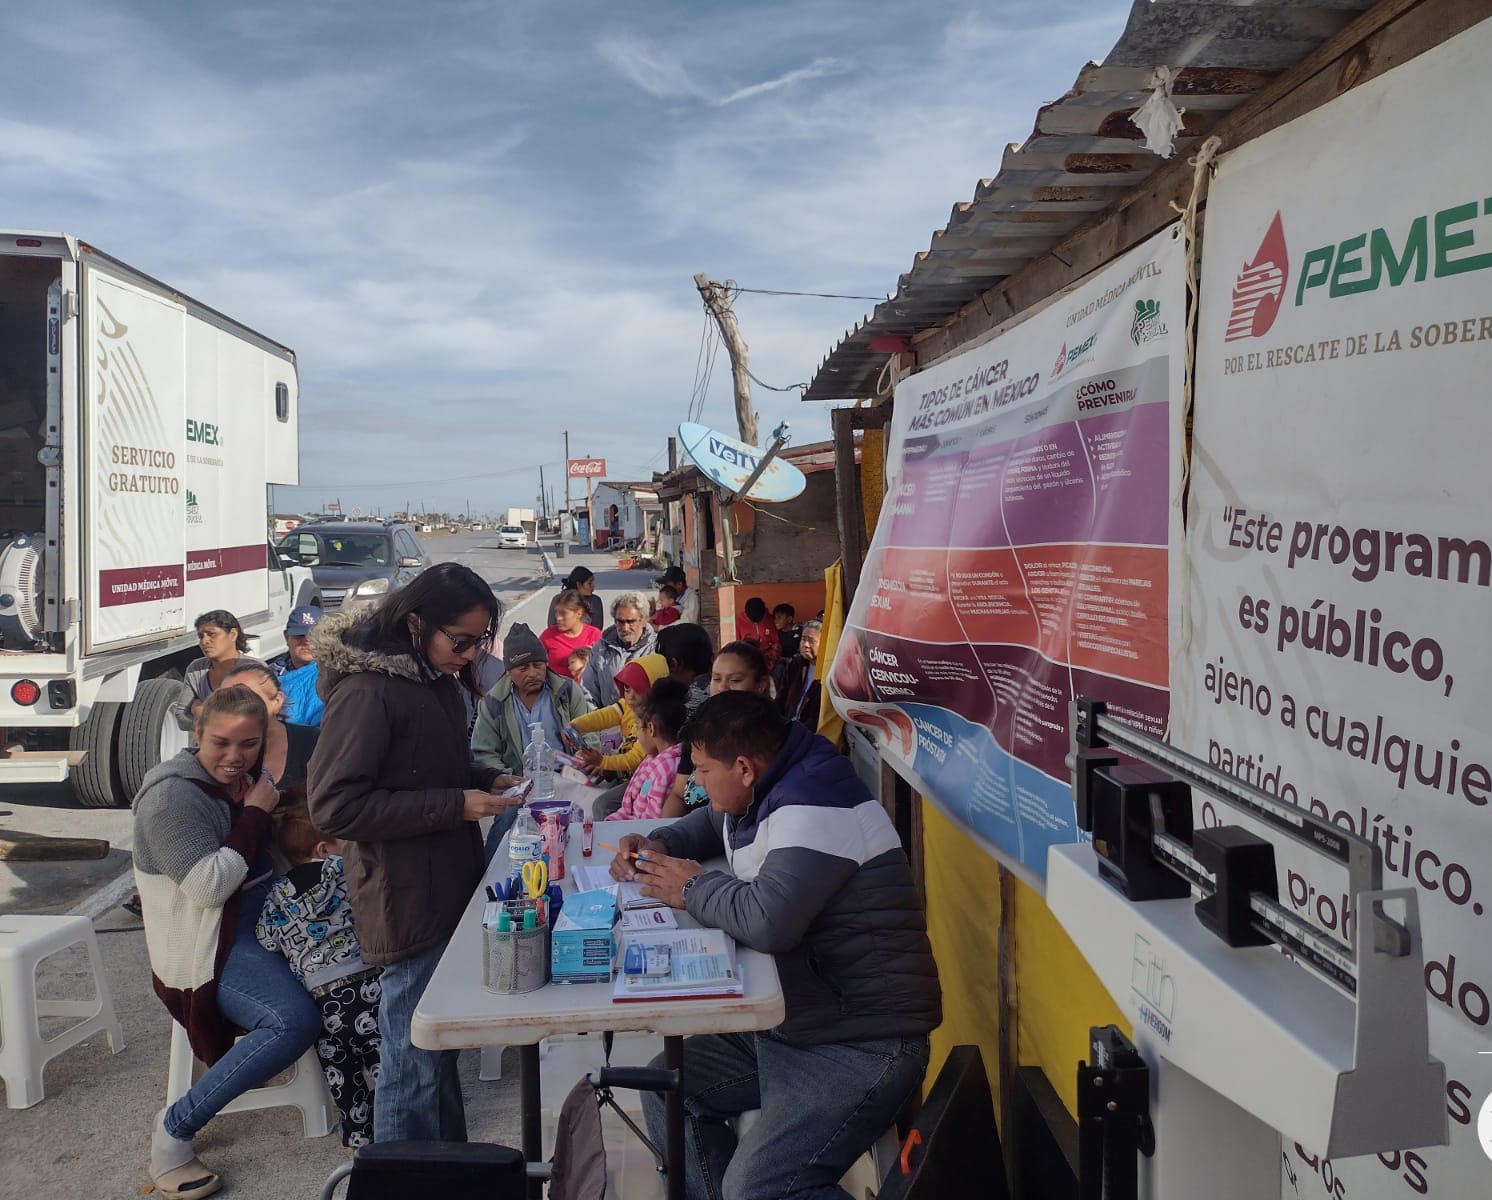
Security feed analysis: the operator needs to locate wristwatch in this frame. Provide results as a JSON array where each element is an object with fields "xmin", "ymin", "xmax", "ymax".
[{"xmin": 680, "ymin": 874, "xmax": 700, "ymax": 907}]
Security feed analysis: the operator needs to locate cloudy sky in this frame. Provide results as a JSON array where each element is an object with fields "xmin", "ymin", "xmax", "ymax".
[{"xmin": 3, "ymin": 0, "xmax": 1131, "ymax": 518}]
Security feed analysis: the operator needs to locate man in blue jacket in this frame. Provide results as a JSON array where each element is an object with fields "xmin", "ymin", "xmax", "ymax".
[
  {"xmin": 618, "ymin": 691, "xmax": 941, "ymax": 1200},
  {"xmin": 267, "ymin": 604, "xmax": 324, "ymax": 726}
]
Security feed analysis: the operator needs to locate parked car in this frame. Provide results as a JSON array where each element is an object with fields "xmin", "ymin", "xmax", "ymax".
[
  {"xmin": 274, "ymin": 519, "xmax": 430, "ymax": 609},
  {"xmin": 497, "ymin": 524, "xmax": 528, "ymax": 549}
]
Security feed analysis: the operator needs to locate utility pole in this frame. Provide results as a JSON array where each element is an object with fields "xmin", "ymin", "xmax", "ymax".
[
  {"xmin": 563, "ymin": 430, "xmax": 572, "ymax": 543},
  {"xmin": 538, "ymin": 466, "xmax": 547, "ymax": 522},
  {"xmin": 694, "ymin": 273, "xmax": 758, "ymax": 446}
]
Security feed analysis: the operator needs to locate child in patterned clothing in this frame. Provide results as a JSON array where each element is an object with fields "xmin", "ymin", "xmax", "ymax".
[
  {"xmin": 606, "ymin": 677, "xmax": 688, "ymax": 822},
  {"xmin": 256, "ymin": 798, "xmax": 381, "ymax": 1147}
]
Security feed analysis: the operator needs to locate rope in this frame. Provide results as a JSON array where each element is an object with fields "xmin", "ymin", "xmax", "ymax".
[{"xmin": 1165, "ymin": 133, "xmax": 1223, "ymax": 728}]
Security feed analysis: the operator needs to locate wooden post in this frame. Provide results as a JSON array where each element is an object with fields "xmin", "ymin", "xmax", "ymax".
[
  {"xmin": 694, "ymin": 274, "xmax": 758, "ymax": 446},
  {"xmin": 563, "ymin": 430, "xmax": 571, "ymax": 542},
  {"xmin": 831, "ymin": 407, "xmax": 865, "ymax": 606}
]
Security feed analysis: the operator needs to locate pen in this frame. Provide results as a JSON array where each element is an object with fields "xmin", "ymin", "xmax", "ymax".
[{"xmin": 597, "ymin": 841, "xmax": 645, "ymax": 859}]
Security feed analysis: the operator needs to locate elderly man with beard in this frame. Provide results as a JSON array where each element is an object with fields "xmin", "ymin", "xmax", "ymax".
[{"xmin": 583, "ymin": 592, "xmax": 657, "ymax": 708}]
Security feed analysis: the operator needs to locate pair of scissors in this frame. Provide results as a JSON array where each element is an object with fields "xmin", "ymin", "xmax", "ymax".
[{"xmin": 522, "ymin": 859, "xmax": 548, "ymax": 900}]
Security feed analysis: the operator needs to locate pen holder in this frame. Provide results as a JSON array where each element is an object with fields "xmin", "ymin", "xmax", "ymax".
[{"xmin": 483, "ymin": 903, "xmax": 551, "ymax": 994}]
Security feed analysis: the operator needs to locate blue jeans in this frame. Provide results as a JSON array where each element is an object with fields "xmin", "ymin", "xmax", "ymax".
[
  {"xmin": 373, "ymin": 937, "xmax": 466, "ymax": 1142},
  {"xmin": 642, "ymin": 1029, "xmax": 929, "ymax": 1200},
  {"xmin": 165, "ymin": 882, "xmax": 321, "ymax": 1140}
]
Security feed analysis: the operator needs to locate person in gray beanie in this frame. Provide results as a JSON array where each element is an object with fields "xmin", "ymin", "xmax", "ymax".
[{"xmin": 471, "ymin": 623, "xmax": 594, "ymax": 778}]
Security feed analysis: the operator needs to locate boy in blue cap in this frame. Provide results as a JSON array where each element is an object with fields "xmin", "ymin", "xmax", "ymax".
[{"xmin": 269, "ymin": 605, "xmax": 325, "ymax": 726}]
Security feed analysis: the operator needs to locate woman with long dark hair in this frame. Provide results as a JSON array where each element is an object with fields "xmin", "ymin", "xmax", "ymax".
[
  {"xmin": 169, "ymin": 610, "xmax": 263, "ymax": 733},
  {"xmin": 539, "ymin": 588, "xmax": 602, "ymax": 675},
  {"xmin": 546, "ymin": 564, "xmax": 603, "ymax": 629},
  {"xmin": 308, "ymin": 562, "xmax": 525, "ymax": 1142}
]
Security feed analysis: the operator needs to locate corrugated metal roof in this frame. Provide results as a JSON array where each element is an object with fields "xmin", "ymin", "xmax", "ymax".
[{"xmin": 802, "ymin": 0, "xmax": 1375, "ymax": 403}]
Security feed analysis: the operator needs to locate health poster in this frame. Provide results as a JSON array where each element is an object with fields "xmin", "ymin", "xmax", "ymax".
[
  {"xmin": 1173, "ymin": 20, "xmax": 1492, "ymax": 1198},
  {"xmin": 828, "ymin": 227, "xmax": 1185, "ymax": 885}
]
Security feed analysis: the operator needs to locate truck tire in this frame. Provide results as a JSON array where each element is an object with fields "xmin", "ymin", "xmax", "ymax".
[
  {"xmin": 70, "ymin": 702, "xmax": 127, "ymax": 808},
  {"xmin": 119, "ymin": 676, "xmax": 190, "ymax": 799}
]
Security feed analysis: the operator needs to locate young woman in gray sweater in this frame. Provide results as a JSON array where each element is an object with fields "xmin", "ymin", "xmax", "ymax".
[{"xmin": 134, "ymin": 686, "xmax": 318, "ymax": 1199}]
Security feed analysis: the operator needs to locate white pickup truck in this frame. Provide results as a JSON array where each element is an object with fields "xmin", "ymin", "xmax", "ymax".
[{"xmin": 0, "ymin": 232, "xmax": 318, "ymax": 806}]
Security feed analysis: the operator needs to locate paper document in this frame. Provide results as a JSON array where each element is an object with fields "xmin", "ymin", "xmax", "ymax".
[
  {"xmin": 613, "ymin": 928, "xmax": 743, "ymax": 1001},
  {"xmin": 570, "ymin": 863, "xmax": 667, "ymax": 910},
  {"xmin": 620, "ymin": 906, "xmax": 678, "ymax": 932}
]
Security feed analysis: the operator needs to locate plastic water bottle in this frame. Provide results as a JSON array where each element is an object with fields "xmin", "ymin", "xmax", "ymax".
[
  {"xmin": 508, "ymin": 806, "xmax": 542, "ymax": 878},
  {"xmin": 524, "ymin": 723, "xmax": 556, "ymax": 801}
]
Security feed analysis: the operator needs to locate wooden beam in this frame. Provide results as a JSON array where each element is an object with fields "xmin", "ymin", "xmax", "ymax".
[
  {"xmin": 831, "ymin": 407, "xmax": 866, "ymax": 604},
  {"xmin": 0, "ymin": 834, "xmax": 110, "ymax": 861},
  {"xmin": 915, "ymin": 0, "xmax": 1476, "ymax": 366},
  {"xmin": 847, "ymin": 401, "xmax": 894, "ymax": 431}
]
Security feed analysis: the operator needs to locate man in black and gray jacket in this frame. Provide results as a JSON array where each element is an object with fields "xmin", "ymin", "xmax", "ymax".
[{"xmin": 618, "ymin": 691, "xmax": 941, "ymax": 1200}]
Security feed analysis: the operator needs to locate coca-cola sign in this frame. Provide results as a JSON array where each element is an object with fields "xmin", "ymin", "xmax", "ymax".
[{"xmin": 567, "ymin": 458, "xmax": 606, "ymax": 478}]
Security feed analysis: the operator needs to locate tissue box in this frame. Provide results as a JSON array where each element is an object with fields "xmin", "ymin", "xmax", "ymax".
[{"xmin": 550, "ymin": 889, "xmax": 618, "ymax": 984}]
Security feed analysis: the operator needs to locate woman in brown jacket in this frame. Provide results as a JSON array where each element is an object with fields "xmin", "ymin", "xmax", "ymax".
[{"xmin": 308, "ymin": 562, "xmax": 524, "ymax": 1143}]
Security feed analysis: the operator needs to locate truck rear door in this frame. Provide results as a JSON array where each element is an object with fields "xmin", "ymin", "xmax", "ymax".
[{"xmin": 81, "ymin": 263, "xmax": 189, "ymax": 652}]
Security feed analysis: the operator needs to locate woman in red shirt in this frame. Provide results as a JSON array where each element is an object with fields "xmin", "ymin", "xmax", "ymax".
[
  {"xmin": 736, "ymin": 596, "xmax": 780, "ymax": 673},
  {"xmin": 540, "ymin": 589, "xmax": 602, "ymax": 675}
]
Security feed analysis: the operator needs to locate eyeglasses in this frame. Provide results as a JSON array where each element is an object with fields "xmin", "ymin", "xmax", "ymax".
[
  {"xmin": 615, "ymin": 616, "xmax": 644, "ymax": 626},
  {"xmin": 436, "ymin": 626, "xmax": 493, "ymax": 655}
]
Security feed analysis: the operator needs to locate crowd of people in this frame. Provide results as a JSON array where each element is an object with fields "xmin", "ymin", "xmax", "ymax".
[{"xmin": 131, "ymin": 559, "xmax": 937, "ymax": 1200}]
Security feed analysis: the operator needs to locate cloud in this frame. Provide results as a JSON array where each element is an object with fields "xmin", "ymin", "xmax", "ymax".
[
  {"xmin": 595, "ymin": 33, "xmax": 702, "ymax": 101},
  {"xmin": 717, "ymin": 57, "xmax": 845, "ymax": 106},
  {"xmin": 3, "ymin": 0, "xmax": 1134, "ymax": 516}
]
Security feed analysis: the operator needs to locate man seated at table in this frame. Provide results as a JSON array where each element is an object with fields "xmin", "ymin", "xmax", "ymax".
[{"xmin": 612, "ymin": 691, "xmax": 941, "ymax": 1200}]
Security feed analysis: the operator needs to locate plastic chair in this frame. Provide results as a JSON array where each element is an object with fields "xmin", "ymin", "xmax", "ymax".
[
  {"xmin": 0, "ymin": 914, "xmax": 124, "ymax": 1108},
  {"xmin": 167, "ymin": 1019, "xmax": 336, "ymax": 1137}
]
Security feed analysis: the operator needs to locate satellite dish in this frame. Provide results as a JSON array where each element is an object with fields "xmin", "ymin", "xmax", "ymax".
[{"xmin": 677, "ymin": 422, "xmax": 806, "ymax": 503}]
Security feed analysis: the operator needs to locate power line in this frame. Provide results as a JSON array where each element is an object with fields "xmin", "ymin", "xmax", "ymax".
[
  {"xmin": 729, "ymin": 284, "xmax": 887, "ymax": 302},
  {"xmin": 746, "ymin": 368, "xmax": 806, "ymax": 394}
]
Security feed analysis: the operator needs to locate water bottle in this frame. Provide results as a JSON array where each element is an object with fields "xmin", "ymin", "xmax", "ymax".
[
  {"xmin": 524, "ymin": 723, "xmax": 556, "ymax": 801},
  {"xmin": 507, "ymin": 806, "xmax": 542, "ymax": 880}
]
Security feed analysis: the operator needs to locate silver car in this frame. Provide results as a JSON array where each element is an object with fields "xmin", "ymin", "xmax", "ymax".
[{"xmin": 497, "ymin": 524, "xmax": 527, "ymax": 549}]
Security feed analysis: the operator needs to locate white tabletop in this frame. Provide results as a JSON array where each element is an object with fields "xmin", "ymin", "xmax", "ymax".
[{"xmin": 412, "ymin": 786, "xmax": 785, "ymax": 1050}]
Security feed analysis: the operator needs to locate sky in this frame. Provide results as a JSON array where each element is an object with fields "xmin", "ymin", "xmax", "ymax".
[{"xmin": 2, "ymin": 0, "xmax": 1133, "ymax": 518}]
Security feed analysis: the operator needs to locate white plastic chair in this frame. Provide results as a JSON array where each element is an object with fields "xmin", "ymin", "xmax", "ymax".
[
  {"xmin": 166, "ymin": 1019, "xmax": 337, "ymax": 1137},
  {"xmin": 0, "ymin": 914, "xmax": 125, "ymax": 1108}
]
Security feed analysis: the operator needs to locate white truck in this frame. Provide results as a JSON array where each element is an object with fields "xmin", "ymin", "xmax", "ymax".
[{"xmin": 0, "ymin": 232, "xmax": 317, "ymax": 806}]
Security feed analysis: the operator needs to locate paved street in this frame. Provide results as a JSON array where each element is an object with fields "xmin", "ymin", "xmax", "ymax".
[{"xmin": 0, "ymin": 538, "xmax": 663, "ymax": 1198}]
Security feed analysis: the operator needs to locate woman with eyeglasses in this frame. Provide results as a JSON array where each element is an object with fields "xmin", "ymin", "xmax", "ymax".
[{"xmin": 308, "ymin": 562, "xmax": 526, "ymax": 1143}]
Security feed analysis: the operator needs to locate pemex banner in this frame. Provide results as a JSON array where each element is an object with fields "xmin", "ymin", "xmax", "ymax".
[
  {"xmin": 828, "ymin": 227, "xmax": 1185, "ymax": 885},
  {"xmin": 1175, "ymin": 20, "xmax": 1492, "ymax": 1199}
]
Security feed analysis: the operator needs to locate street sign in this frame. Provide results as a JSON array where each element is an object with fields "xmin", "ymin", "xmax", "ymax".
[
  {"xmin": 677, "ymin": 422, "xmax": 806, "ymax": 502},
  {"xmin": 568, "ymin": 458, "xmax": 606, "ymax": 478}
]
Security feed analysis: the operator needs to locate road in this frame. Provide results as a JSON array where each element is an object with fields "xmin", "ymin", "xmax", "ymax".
[
  {"xmin": 0, "ymin": 541, "xmax": 664, "ymax": 1199},
  {"xmin": 0, "ymin": 532, "xmax": 555, "ymax": 919}
]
